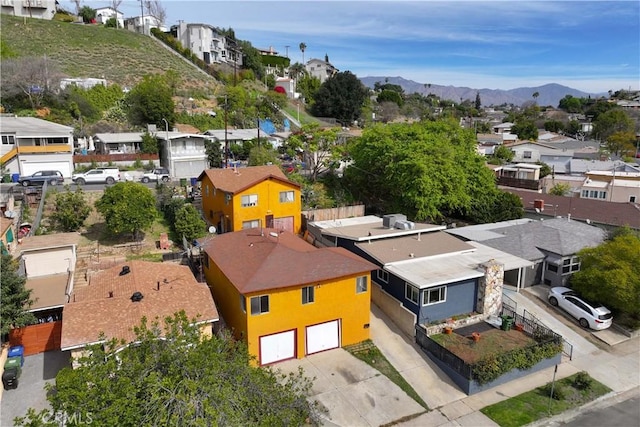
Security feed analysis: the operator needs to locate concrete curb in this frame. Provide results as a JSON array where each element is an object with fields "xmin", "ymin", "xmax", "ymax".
[{"xmin": 525, "ymin": 386, "xmax": 639, "ymax": 427}]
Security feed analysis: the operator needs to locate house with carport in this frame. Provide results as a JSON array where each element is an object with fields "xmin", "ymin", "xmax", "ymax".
[
  {"xmin": 0, "ymin": 116, "xmax": 74, "ymax": 179},
  {"xmin": 198, "ymin": 165, "xmax": 301, "ymax": 235},
  {"xmin": 202, "ymin": 228, "xmax": 376, "ymax": 365},
  {"xmin": 306, "ymin": 215, "xmax": 532, "ymax": 337},
  {"xmin": 61, "ymin": 260, "xmax": 218, "ymax": 366}
]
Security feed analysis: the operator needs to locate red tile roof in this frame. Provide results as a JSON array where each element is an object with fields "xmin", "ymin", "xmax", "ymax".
[
  {"xmin": 198, "ymin": 165, "xmax": 300, "ymax": 194},
  {"xmin": 204, "ymin": 229, "xmax": 377, "ymax": 294},
  {"xmin": 61, "ymin": 260, "xmax": 218, "ymax": 350}
]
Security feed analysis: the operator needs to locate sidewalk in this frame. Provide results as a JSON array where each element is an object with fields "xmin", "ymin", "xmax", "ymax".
[{"xmin": 370, "ymin": 285, "xmax": 640, "ymax": 426}]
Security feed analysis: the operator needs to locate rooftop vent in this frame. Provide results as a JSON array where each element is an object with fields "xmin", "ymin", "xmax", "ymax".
[
  {"xmin": 119, "ymin": 266, "xmax": 131, "ymax": 276},
  {"xmin": 130, "ymin": 291, "xmax": 143, "ymax": 302},
  {"xmin": 394, "ymin": 220, "xmax": 415, "ymax": 230},
  {"xmin": 383, "ymin": 214, "xmax": 407, "ymax": 229}
]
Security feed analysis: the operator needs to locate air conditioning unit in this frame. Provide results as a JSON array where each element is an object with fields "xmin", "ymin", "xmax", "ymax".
[
  {"xmin": 394, "ymin": 220, "xmax": 415, "ymax": 230},
  {"xmin": 383, "ymin": 214, "xmax": 406, "ymax": 228}
]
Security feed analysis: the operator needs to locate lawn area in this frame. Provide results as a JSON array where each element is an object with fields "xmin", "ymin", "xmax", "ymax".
[
  {"xmin": 480, "ymin": 372, "xmax": 611, "ymax": 427},
  {"xmin": 430, "ymin": 328, "xmax": 536, "ymax": 364},
  {"xmin": 345, "ymin": 340, "xmax": 429, "ymax": 411}
]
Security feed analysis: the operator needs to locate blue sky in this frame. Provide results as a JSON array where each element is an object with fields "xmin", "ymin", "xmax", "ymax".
[{"xmin": 65, "ymin": 1, "xmax": 639, "ymax": 93}]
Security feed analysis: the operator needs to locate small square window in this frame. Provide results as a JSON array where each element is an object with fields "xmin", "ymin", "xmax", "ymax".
[
  {"xmin": 250, "ymin": 295, "xmax": 269, "ymax": 315},
  {"xmin": 356, "ymin": 276, "xmax": 368, "ymax": 294},
  {"xmin": 279, "ymin": 190, "xmax": 295, "ymax": 203},
  {"xmin": 405, "ymin": 283, "xmax": 419, "ymax": 304},
  {"xmin": 241, "ymin": 194, "xmax": 258, "ymax": 207},
  {"xmin": 377, "ymin": 270, "xmax": 389, "ymax": 283},
  {"xmin": 302, "ymin": 286, "xmax": 314, "ymax": 304}
]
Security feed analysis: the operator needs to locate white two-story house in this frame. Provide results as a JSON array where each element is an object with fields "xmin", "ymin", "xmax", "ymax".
[
  {"xmin": 1, "ymin": 0, "xmax": 57, "ymax": 20},
  {"xmin": 0, "ymin": 116, "xmax": 74, "ymax": 178}
]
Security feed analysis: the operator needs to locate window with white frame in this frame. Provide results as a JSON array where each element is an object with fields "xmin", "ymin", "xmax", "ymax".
[
  {"xmin": 279, "ymin": 190, "xmax": 295, "ymax": 203},
  {"xmin": 356, "ymin": 276, "xmax": 368, "ymax": 294},
  {"xmin": 562, "ymin": 256, "xmax": 580, "ymax": 274},
  {"xmin": 523, "ymin": 151, "xmax": 532, "ymax": 159},
  {"xmin": 1, "ymin": 135, "xmax": 16, "ymax": 145},
  {"xmin": 422, "ymin": 286, "xmax": 446, "ymax": 305},
  {"xmin": 241, "ymin": 194, "xmax": 258, "ymax": 207},
  {"xmin": 405, "ymin": 283, "xmax": 419, "ymax": 304},
  {"xmin": 250, "ymin": 295, "xmax": 269, "ymax": 315},
  {"xmin": 377, "ymin": 269, "xmax": 389, "ymax": 283},
  {"xmin": 302, "ymin": 286, "xmax": 314, "ymax": 304},
  {"xmin": 242, "ymin": 220, "xmax": 259, "ymax": 229},
  {"xmin": 582, "ymin": 190, "xmax": 607, "ymax": 200}
]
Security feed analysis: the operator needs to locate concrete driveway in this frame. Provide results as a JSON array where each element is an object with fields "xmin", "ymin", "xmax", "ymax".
[
  {"xmin": 277, "ymin": 348, "xmax": 426, "ymax": 427},
  {"xmin": 1, "ymin": 351, "xmax": 71, "ymax": 426}
]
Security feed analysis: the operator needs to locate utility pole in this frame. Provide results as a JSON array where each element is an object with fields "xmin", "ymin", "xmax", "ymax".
[
  {"xmin": 224, "ymin": 95, "xmax": 229, "ymax": 168},
  {"xmin": 139, "ymin": 0, "xmax": 144, "ymax": 34},
  {"xmin": 285, "ymin": 45, "xmax": 290, "ymax": 58}
]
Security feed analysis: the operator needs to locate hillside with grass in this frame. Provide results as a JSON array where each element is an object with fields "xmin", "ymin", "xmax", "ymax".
[{"xmin": 1, "ymin": 15, "xmax": 219, "ymax": 92}]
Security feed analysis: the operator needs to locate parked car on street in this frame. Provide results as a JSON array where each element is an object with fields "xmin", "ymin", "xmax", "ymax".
[
  {"xmin": 548, "ymin": 286, "xmax": 613, "ymax": 330},
  {"xmin": 140, "ymin": 168, "xmax": 170, "ymax": 183},
  {"xmin": 18, "ymin": 170, "xmax": 64, "ymax": 187},
  {"xmin": 72, "ymin": 168, "xmax": 120, "ymax": 185}
]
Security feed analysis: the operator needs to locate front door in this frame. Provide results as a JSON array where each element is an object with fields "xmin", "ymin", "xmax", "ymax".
[{"xmin": 265, "ymin": 214, "xmax": 274, "ymax": 228}]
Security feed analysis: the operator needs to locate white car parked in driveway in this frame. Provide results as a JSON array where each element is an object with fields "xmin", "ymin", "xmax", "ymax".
[{"xmin": 548, "ymin": 286, "xmax": 613, "ymax": 330}]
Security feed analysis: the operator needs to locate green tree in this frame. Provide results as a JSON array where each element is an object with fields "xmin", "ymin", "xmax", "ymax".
[
  {"xmin": 140, "ymin": 131, "xmax": 159, "ymax": 154},
  {"xmin": 558, "ymin": 95, "xmax": 583, "ymax": 113},
  {"xmin": 570, "ymin": 233, "xmax": 640, "ymax": 327},
  {"xmin": 492, "ymin": 145, "xmax": 514, "ymax": 163},
  {"xmin": 296, "ymin": 73, "xmax": 321, "ymax": 105},
  {"xmin": 592, "ymin": 109, "xmax": 634, "ymax": 142},
  {"xmin": 1, "ymin": 253, "xmax": 36, "ymax": 335},
  {"xmin": 511, "ymin": 120, "xmax": 538, "ymax": 141},
  {"xmin": 605, "ymin": 130, "xmax": 636, "ymax": 157},
  {"xmin": 343, "ymin": 120, "xmax": 511, "ymax": 223},
  {"xmin": 174, "ymin": 204, "xmax": 206, "ymax": 242},
  {"xmin": 549, "ymin": 183, "xmax": 571, "ymax": 196},
  {"xmin": 284, "ymin": 125, "xmax": 341, "ymax": 182},
  {"xmin": 468, "ymin": 191, "xmax": 523, "ymax": 224},
  {"xmin": 205, "ymin": 139, "xmax": 223, "ymax": 168},
  {"xmin": 311, "ymin": 71, "xmax": 369, "ymax": 125},
  {"xmin": 377, "ymin": 89, "xmax": 403, "ymax": 107},
  {"xmin": 125, "ymin": 73, "xmax": 175, "ymax": 128},
  {"xmin": 95, "ymin": 182, "xmax": 157, "ymax": 241},
  {"xmin": 239, "ymin": 40, "xmax": 265, "ymax": 80},
  {"xmin": 78, "ymin": 5, "xmax": 96, "ymax": 23},
  {"xmin": 537, "ymin": 161, "xmax": 552, "ymax": 178},
  {"xmin": 104, "ymin": 17, "xmax": 119, "ymax": 28},
  {"xmin": 14, "ymin": 312, "xmax": 318, "ymax": 427},
  {"xmin": 248, "ymin": 145, "xmax": 278, "ymax": 166},
  {"xmin": 544, "ymin": 120, "xmax": 564, "ymax": 132},
  {"xmin": 51, "ymin": 186, "xmax": 91, "ymax": 232},
  {"xmin": 475, "ymin": 92, "xmax": 481, "ymax": 110}
]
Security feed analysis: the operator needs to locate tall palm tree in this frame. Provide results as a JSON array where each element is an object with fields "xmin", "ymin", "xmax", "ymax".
[
  {"xmin": 532, "ymin": 91, "xmax": 539, "ymax": 103},
  {"xmin": 299, "ymin": 42, "xmax": 307, "ymax": 64}
]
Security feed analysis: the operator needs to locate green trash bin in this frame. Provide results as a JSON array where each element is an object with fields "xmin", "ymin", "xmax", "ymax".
[
  {"xmin": 501, "ymin": 315, "xmax": 514, "ymax": 331},
  {"xmin": 2, "ymin": 174, "xmax": 10, "ymax": 183},
  {"xmin": 180, "ymin": 178, "xmax": 187, "ymax": 187},
  {"xmin": 4, "ymin": 357, "xmax": 22, "ymax": 378}
]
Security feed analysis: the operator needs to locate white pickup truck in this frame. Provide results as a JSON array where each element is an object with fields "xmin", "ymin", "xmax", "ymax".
[{"xmin": 140, "ymin": 168, "xmax": 171, "ymax": 183}]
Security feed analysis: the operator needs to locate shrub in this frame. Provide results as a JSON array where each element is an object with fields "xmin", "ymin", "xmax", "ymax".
[
  {"xmin": 542, "ymin": 383, "xmax": 566, "ymax": 401},
  {"xmin": 573, "ymin": 371, "xmax": 593, "ymax": 390}
]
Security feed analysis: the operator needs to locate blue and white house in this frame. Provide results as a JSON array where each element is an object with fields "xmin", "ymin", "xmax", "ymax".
[{"xmin": 307, "ymin": 215, "xmax": 532, "ymax": 336}]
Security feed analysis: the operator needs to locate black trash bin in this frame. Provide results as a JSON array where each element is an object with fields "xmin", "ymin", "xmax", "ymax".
[{"xmin": 2, "ymin": 366, "xmax": 20, "ymax": 390}]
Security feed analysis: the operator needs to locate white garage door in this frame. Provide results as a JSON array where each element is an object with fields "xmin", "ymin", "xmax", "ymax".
[
  {"xmin": 306, "ymin": 320, "xmax": 340, "ymax": 355},
  {"xmin": 260, "ymin": 330, "xmax": 296, "ymax": 365},
  {"xmin": 173, "ymin": 159, "xmax": 207, "ymax": 179},
  {"xmin": 21, "ymin": 161, "xmax": 72, "ymax": 178}
]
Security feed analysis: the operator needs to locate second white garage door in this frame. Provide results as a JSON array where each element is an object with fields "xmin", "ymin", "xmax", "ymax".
[
  {"xmin": 259, "ymin": 330, "xmax": 296, "ymax": 365},
  {"xmin": 306, "ymin": 320, "xmax": 340, "ymax": 355}
]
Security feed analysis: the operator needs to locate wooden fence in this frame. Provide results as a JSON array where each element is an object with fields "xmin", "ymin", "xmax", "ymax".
[{"xmin": 9, "ymin": 321, "xmax": 62, "ymax": 356}]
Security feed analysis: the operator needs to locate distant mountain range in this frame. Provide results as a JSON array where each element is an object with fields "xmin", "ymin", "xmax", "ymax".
[{"xmin": 359, "ymin": 76, "xmax": 607, "ymax": 108}]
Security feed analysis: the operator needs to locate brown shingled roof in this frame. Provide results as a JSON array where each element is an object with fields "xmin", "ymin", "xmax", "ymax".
[
  {"xmin": 198, "ymin": 165, "xmax": 300, "ymax": 194},
  {"xmin": 61, "ymin": 260, "xmax": 218, "ymax": 350},
  {"xmin": 505, "ymin": 189, "xmax": 640, "ymax": 229},
  {"xmin": 204, "ymin": 228, "xmax": 377, "ymax": 294}
]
